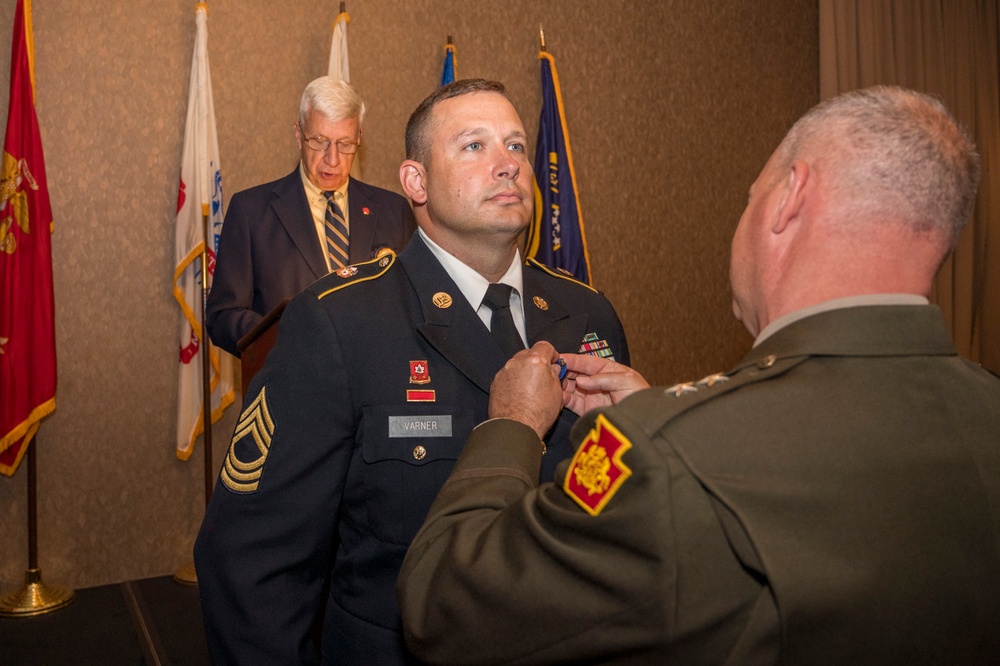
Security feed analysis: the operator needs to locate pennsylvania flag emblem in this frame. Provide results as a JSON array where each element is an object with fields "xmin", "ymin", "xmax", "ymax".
[{"xmin": 526, "ymin": 49, "xmax": 592, "ymax": 285}]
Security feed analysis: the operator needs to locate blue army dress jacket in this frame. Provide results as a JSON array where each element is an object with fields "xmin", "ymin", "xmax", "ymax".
[{"xmin": 194, "ymin": 233, "xmax": 630, "ymax": 664}]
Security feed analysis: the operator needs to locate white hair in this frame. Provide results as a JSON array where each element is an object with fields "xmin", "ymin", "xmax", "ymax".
[{"xmin": 298, "ymin": 76, "xmax": 366, "ymax": 129}]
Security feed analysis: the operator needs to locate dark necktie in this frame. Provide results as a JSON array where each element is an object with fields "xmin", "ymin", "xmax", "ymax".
[
  {"xmin": 323, "ymin": 191, "xmax": 349, "ymax": 270},
  {"xmin": 482, "ymin": 283, "xmax": 525, "ymax": 357}
]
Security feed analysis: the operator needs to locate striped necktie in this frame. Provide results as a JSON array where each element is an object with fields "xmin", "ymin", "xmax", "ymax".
[{"xmin": 323, "ymin": 191, "xmax": 349, "ymax": 270}]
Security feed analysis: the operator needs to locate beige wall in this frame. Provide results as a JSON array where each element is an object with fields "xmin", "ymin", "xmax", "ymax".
[{"xmin": 0, "ymin": 1, "xmax": 818, "ymax": 590}]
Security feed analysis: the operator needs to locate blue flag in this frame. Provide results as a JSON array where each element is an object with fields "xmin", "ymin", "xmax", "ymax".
[
  {"xmin": 440, "ymin": 42, "xmax": 456, "ymax": 86},
  {"xmin": 526, "ymin": 51, "xmax": 591, "ymax": 284}
]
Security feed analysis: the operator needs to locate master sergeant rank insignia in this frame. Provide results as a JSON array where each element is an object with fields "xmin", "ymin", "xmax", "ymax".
[
  {"xmin": 564, "ymin": 413, "xmax": 633, "ymax": 516},
  {"xmin": 221, "ymin": 386, "xmax": 275, "ymax": 494}
]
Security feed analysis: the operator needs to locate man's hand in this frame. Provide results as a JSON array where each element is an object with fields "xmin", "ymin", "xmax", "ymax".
[
  {"xmin": 489, "ymin": 342, "xmax": 565, "ymax": 439},
  {"xmin": 560, "ymin": 353, "xmax": 650, "ymax": 416}
]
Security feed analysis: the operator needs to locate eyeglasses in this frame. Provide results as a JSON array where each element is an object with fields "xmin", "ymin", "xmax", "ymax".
[{"xmin": 304, "ymin": 136, "xmax": 360, "ymax": 155}]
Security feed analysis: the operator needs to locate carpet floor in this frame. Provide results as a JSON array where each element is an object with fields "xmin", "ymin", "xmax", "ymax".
[{"xmin": 0, "ymin": 575, "xmax": 209, "ymax": 665}]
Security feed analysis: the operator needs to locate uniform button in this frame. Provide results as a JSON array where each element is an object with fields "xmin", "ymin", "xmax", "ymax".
[
  {"xmin": 413, "ymin": 445, "xmax": 427, "ymax": 460},
  {"xmin": 757, "ymin": 355, "xmax": 777, "ymax": 369}
]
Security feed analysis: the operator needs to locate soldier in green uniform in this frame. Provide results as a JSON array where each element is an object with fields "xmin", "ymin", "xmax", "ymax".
[{"xmin": 397, "ymin": 86, "xmax": 1000, "ymax": 664}]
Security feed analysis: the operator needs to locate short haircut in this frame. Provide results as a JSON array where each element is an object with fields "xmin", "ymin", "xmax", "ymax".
[
  {"xmin": 405, "ymin": 79, "xmax": 511, "ymax": 163},
  {"xmin": 299, "ymin": 76, "xmax": 366, "ymax": 131},
  {"xmin": 775, "ymin": 86, "xmax": 980, "ymax": 247}
]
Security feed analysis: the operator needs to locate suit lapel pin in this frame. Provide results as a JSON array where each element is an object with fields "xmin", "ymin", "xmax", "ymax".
[{"xmin": 363, "ymin": 207, "xmax": 370, "ymax": 215}]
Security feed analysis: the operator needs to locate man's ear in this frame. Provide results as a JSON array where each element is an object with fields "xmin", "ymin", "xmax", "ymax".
[
  {"xmin": 400, "ymin": 160, "xmax": 427, "ymax": 205},
  {"xmin": 773, "ymin": 160, "xmax": 809, "ymax": 234}
]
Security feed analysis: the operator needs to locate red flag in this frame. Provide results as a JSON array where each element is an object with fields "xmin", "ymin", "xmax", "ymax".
[{"xmin": 0, "ymin": 0, "xmax": 56, "ymax": 476}]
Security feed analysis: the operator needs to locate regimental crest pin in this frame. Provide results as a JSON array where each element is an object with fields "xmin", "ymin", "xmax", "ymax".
[
  {"xmin": 533, "ymin": 296, "xmax": 549, "ymax": 311},
  {"xmin": 336, "ymin": 266, "xmax": 358, "ymax": 278},
  {"xmin": 564, "ymin": 414, "xmax": 633, "ymax": 516},
  {"xmin": 410, "ymin": 360, "xmax": 430, "ymax": 384}
]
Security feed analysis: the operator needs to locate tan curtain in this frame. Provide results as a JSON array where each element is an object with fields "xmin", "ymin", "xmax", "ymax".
[{"xmin": 819, "ymin": 0, "xmax": 1000, "ymax": 373}]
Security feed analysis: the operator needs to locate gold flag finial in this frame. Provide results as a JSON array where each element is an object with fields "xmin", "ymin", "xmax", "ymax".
[{"xmin": 539, "ymin": 25, "xmax": 546, "ymax": 52}]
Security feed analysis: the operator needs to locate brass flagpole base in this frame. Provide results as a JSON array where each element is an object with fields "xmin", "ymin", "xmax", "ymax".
[
  {"xmin": 0, "ymin": 568, "xmax": 75, "ymax": 617},
  {"xmin": 173, "ymin": 561, "xmax": 198, "ymax": 586}
]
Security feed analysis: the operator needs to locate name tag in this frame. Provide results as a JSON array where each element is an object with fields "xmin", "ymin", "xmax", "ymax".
[{"xmin": 388, "ymin": 415, "xmax": 452, "ymax": 438}]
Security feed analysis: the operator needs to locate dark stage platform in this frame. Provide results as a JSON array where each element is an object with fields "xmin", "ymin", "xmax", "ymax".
[{"xmin": 0, "ymin": 575, "xmax": 209, "ymax": 665}]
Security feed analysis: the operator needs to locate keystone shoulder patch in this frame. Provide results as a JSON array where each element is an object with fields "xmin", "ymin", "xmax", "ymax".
[{"xmin": 563, "ymin": 413, "xmax": 633, "ymax": 516}]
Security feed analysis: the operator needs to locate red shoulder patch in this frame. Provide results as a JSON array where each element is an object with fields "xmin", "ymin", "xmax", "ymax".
[{"xmin": 563, "ymin": 414, "xmax": 633, "ymax": 516}]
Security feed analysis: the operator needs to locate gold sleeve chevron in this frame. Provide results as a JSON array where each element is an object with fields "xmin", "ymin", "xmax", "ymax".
[{"xmin": 221, "ymin": 386, "xmax": 275, "ymax": 493}]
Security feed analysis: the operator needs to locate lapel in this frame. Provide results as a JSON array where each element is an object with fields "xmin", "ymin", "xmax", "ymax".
[
  {"xmin": 522, "ymin": 267, "xmax": 589, "ymax": 354},
  {"xmin": 399, "ymin": 237, "xmax": 507, "ymax": 394},
  {"xmin": 271, "ymin": 168, "xmax": 328, "ymax": 280},
  {"xmin": 346, "ymin": 178, "xmax": 378, "ymax": 263}
]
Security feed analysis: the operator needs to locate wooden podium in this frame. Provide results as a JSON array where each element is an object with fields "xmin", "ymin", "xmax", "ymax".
[{"xmin": 236, "ymin": 298, "xmax": 289, "ymax": 396}]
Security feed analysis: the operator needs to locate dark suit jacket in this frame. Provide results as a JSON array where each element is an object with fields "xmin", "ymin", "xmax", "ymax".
[
  {"xmin": 206, "ymin": 168, "xmax": 416, "ymax": 355},
  {"xmin": 194, "ymin": 235, "xmax": 630, "ymax": 665},
  {"xmin": 398, "ymin": 305, "xmax": 1000, "ymax": 665}
]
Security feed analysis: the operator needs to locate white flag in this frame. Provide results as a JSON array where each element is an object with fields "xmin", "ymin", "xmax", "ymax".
[
  {"xmin": 173, "ymin": 2, "xmax": 234, "ymax": 461},
  {"xmin": 328, "ymin": 10, "xmax": 350, "ymax": 81},
  {"xmin": 328, "ymin": 9, "xmax": 361, "ymax": 179}
]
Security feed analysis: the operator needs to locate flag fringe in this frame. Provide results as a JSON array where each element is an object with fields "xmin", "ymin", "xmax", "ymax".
[
  {"xmin": 539, "ymin": 51, "xmax": 592, "ymax": 283},
  {"xmin": 0, "ymin": 397, "xmax": 54, "ymax": 455},
  {"xmin": 172, "ymin": 239, "xmax": 206, "ymax": 335}
]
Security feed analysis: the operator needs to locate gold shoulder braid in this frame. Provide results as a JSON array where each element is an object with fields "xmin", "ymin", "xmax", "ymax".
[
  {"xmin": 524, "ymin": 257, "xmax": 598, "ymax": 293},
  {"xmin": 317, "ymin": 251, "xmax": 396, "ymax": 300}
]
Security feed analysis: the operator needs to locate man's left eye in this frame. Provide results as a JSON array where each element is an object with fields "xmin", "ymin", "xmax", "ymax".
[{"xmin": 508, "ymin": 143, "xmax": 525, "ymax": 153}]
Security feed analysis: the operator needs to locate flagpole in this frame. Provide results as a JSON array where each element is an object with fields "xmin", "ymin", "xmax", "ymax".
[
  {"xmin": 175, "ymin": 204, "xmax": 216, "ymax": 587},
  {"xmin": 0, "ymin": 438, "xmax": 75, "ymax": 616},
  {"xmin": 200, "ymin": 203, "xmax": 214, "ymax": 506}
]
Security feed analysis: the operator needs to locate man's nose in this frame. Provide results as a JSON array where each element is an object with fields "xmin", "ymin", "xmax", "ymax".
[
  {"xmin": 323, "ymin": 146, "xmax": 343, "ymax": 164},
  {"xmin": 494, "ymin": 149, "xmax": 520, "ymax": 180}
]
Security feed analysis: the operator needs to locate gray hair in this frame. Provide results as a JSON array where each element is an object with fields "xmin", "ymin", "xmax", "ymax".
[
  {"xmin": 775, "ymin": 86, "xmax": 979, "ymax": 247},
  {"xmin": 298, "ymin": 76, "xmax": 366, "ymax": 129}
]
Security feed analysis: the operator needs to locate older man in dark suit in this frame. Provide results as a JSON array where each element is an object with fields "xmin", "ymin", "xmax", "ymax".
[
  {"xmin": 396, "ymin": 86, "xmax": 1000, "ymax": 664},
  {"xmin": 206, "ymin": 76, "xmax": 415, "ymax": 356}
]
